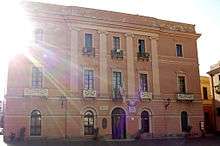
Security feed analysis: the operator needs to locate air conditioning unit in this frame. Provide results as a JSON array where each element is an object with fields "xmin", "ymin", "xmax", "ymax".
[{"xmin": 83, "ymin": 89, "xmax": 96, "ymax": 98}]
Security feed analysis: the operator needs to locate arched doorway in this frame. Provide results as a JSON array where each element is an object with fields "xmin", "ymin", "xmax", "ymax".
[
  {"xmin": 181, "ymin": 111, "xmax": 188, "ymax": 132},
  {"xmin": 84, "ymin": 110, "xmax": 94, "ymax": 135},
  {"xmin": 141, "ymin": 111, "xmax": 149, "ymax": 133},
  {"xmin": 111, "ymin": 107, "xmax": 126, "ymax": 139}
]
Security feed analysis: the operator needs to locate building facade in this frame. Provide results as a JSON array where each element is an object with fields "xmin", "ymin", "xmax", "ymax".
[
  {"xmin": 4, "ymin": 2, "xmax": 203, "ymax": 140},
  {"xmin": 200, "ymin": 76, "xmax": 214, "ymax": 133},
  {"xmin": 208, "ymin": 61, "xmax": 220, "ymax": 133}
]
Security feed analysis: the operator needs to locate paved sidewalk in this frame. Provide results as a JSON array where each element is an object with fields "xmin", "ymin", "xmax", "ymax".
[{"xmin": 3, "ymin": 137, "xmax": 220, "ymax": 146}]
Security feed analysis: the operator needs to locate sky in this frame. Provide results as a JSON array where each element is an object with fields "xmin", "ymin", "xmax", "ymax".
[{"xmin": 0, "ymin": 0, "xmax": 219, "ymax": 99}]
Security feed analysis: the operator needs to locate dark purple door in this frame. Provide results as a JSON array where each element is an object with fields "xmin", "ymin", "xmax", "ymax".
[{"xmin": 112, "ymin": 108, "xmax": 126, "ymax": 139}]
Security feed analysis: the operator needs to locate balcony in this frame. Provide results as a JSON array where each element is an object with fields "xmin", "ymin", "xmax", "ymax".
[
  {"xmin": 111, "ymin": 49, "xmax": 123, "ymax": 59},
  {"xmin": 112, "ymin": 88, "xmax": 123, "ymax": 101},
  {"xmin": 139, "ymin": 91, "xmax": 153, "ymax": 100},
  {"xmin": 215, "ymin": 84, "xmax": 220, "ymax": 94},
  {"xmin": 82, "ymin": 47, "xmax": 95, "ymax": 56},
  {"xmin": 24, "ymin": 88, "xmax": 48, "ymax": 97},
  {"xmin": 83, "ymin": 89, "xmax": 96, "ymax": 98},
  {"xmin": 137, "ymin": 52, "xmax": 150, "ymax": 61},
  {"xmin": 177, "ymin": 93, "xmax": 194, "ymax": 101}
]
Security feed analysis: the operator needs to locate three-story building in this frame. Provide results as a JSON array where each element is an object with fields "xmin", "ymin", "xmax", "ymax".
[{"xmin": 4, "ymin": 2, "xmax": 203, "ymax": 140}]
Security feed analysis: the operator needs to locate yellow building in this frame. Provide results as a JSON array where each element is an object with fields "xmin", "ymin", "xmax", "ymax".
[{"xmin": 200, "ymin": 76, "xmax": 214, "ymax": 133}]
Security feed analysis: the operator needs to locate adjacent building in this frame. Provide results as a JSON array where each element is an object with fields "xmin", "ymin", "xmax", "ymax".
[
  {"xmin": 200, "ymin": 76, "xmax": 214, "ymax": 133},
  {"xmin": 4, "ymin": 2, "xmax": 203, "ymax": 140},
  {"xmin": 207, "ymin": 61, "xmax": 220, "ymax": 133}
]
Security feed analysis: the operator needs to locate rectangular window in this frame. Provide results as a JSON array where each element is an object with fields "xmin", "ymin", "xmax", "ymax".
[
  {"xmin": 203, "ymin": 87, "xmax": 208, "ymax": 100},
  {"xmin": 112, "ymin": 71, "xmax": 122, "ymax": 89},
  {"xmin": 85, "ymin": 33, "xmax": 93, "ymax": 48},
  {"xmin": 35, "ymin": 29, "xmax": 43, "ymax": 43},
  {"xmin": 113, "ymin": 36, "xmax": 120, "ymax": 50},
  {"xmin": 84, "ymin": 70, "xmax": 94, "ymax": 90},
  {"xmin": 140, "ymin": 74, "xmax": 148, "ymax": 92},
  {"xmin": 178, "ymin": 76, "xmax": 186, "ymax": 93},
  {"xmin": 176, "ymin": 44, "xmax": 183, "ymax": 57},
  {"xmin": 219, "ymin": 75, "xmax": 220, "ymax": 81},
  {"xmin": 138, "ymin": 39, "xmax": 145, "ymax": 53},
  {"xmin": 32, "ymin": 67, "xmax": 42, "ymax": 88},
  {"xmin": 217, "ymin": 108, "xmax": 220, "ymax": 116}
]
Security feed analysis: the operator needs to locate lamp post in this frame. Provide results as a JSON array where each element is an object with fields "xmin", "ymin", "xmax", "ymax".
[{"xmin": 60, "ymin": 96, "xmax": 67, "ymax": 139}]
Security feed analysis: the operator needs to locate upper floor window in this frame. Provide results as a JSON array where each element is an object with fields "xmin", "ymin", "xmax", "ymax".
[
  {"xmin": 113, "ymin": 36, "xmax": 120, "ymax": 50},
  {"xmin": 140, "ymin": 74, "xmax": 148, "ymax": 92},
  {"xmin": 219, "ymin": 75, "xmax": 220, "ymax": 82},
  {"xmin": 35, "ymin": 29, "xmax": 43, "ymax": 43},
  {"xmin": 176, "ymin": 44, "xmax": 183, "ymax": 57},
  {"xmin": 85, "ymin": 33, "xmax": 93, "ymax": 48},
  {"xmin": 138, "ymin": 39, "xmax": 145, "ymax": 53},
  {"xmin": 84, "ymin": 69, "xmax": 94, "ymax": 90},
  {"xmin": 203, "ymin": 87, "xmax": 208, "ymax": 100},
  {"xmin": 178, "ymin": 76, "xmax": 186, "ymax": 93},
  {"xmin": 112, "ymin": 71, "xmax": 122, "ymax": 89},
  {"xmin": 32, "ymin": 67, "xmax": 43, "ymax": 88}
]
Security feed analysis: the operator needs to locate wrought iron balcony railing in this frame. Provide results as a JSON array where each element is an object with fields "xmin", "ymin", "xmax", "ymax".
[
  {"xmin": 137, "ymin": 52, "xmax": 150, "ymax": 61},
  {"xmin": 83, "ymin": 89, "xmax": 97, "ymax": 98},
  {"xmin": 82, "ymin": 47, "xmax": 95, "ymax": 56},
  {"xmin": 24, "ymin": 88, "xmax": 48, "ymax": 97},
  {"xmin": 177, "ymin": 93, "xmax": 194, "ymax": 101},
  {"xmin": 139, "ymin": 91, "xmax": 152, "ymax": 100},
  {"xmin": 111, "ymin": 49, "xmax": 123, "ymax": 59},
  {"xmin": 112, "ymin": 88, "xmax": 123, "ymax": 101}
]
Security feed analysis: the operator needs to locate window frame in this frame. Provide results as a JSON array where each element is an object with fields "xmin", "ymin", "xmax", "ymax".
[
  {"xmin": 113, "ymin": 36, "xmax": 120, "ymax": 50},
  {"xmin": 83, "ymin": 69, "xmax": 95, "ymax": 90},
  {"xmin": 139, "ymin": 73, "xmax": 148, "ymax": 92},
  {"xmin": 176, "ymin": 44, "xmax": 183, "ymax": 57},
  {"xmin": 202, "ymin": 87, "xmax": 208, "ymax": 100},
  {"xmin": 138, "ymin": 39, "xmax": 145, "ymax": 53},
  {"xmin": 84, "ymin": 33, "xmax": 93, "ymax": 49},
  {"xmin": 177, "ymin": 75, "xmax": 187, "ymax": 93},
  {"xmin": 31, "ymin": 67, "xmax": 43, "ymax": 88}
]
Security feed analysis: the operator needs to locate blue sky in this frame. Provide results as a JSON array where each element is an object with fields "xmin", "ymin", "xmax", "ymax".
[{"xmin": 0, "ymin": 0, "xmax": 219, "ymax": 99}]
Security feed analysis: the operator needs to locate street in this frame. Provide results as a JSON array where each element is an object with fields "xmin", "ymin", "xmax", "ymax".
[{"xmin": 1, "ymin": 135, "xmax": 220, "ymax": 146}]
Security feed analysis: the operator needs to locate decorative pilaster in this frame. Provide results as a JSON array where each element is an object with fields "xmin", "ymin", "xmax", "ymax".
[
  {"xmin": 70, "ymin": 28, "xmax": 80, "ymax": 95},
  {"xmin": 149, "ymin": 36, "xmax": 160, "ymax": 97},
  {"xmin": 99, "ymin": 31, "xmax": 108, "ymax": 97},
  {"xmin": 126, "ymin": 33, "xmax": 135, "ymax": 98}
]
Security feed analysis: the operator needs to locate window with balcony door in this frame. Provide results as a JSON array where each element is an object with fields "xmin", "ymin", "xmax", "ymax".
[
  {"xmin": 113, "ymin": 36, "xmax": 120, "ymax": 50},
  {"xmin": 85, "ymin": 33, "xmax": 93, "ymax": 48},
  {"xmin": 84, "ymin": 70, "xmax": 94, "ymax": 90},
  {"xmin": 140, "ymin": 74, "xmax": 148, "ymax": 92},
  {"xmin": 32, "ymin": 67, "xmax": 43, "ymax": 88},
  {"xmin": 203, "ymin": 87, "xmax": 208, "ymax": 100},
  {"xmin": 138, "ymin": 39, "xmax": 145, "ymax": 53},
  {"xmin": 176, "ymin": 44, "xmax": 183, "ymax": 57},
  {"xmin": 112, "ymin": 71, "xmax": 122, "ymax": 98},
  {"xmin": 178, "ymin": 76, "xmax": 186, "ymax": 93}
]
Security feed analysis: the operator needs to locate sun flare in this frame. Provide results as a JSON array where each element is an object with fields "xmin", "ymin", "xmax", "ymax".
[{"xmin": 0, "ymin": 1, "xmax": 33, "ymax": 62}]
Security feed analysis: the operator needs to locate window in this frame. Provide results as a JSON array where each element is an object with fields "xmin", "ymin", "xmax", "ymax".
[
  {"xmin": 30, "ymin": 110, "xmax": 41, "ymax": 136},
  {"xmin": 112, "ymin": 71, "xmax": 122, "ymax": 98},
  {"xmin": 178, "ymin": 76, "xmax": 186, "ymax": 93},
  {"xmin": 203, "ymin": 87, "xmax": 208, "ymax": 100},
  {"xmin": 176, "ymin": 44, "xmax": 183, "ymax": 57},
  {"xmin": 113, "ymin": 36, "xmax": 120, "ymax": 50},
  {"xmin": 32, "ymin": 67, "xmax": 43, "ymax": 88},
  {"xmin": 85, "ymin": 33, "xmax": 93, "ymax": 48},
  {"xmin": 112, "ymin": 71, "xmax": 122, "ymax": 90},
  {"xmin": 181, "ymin": 111, "xmax": 188, "ymax": 132},
  {"xmin": 140, "ymin": 74, "xmax": 148, "ymax": 92},
  {"xmin": 138, "ymin": 39, "xmax": 145, "ymax": 53},
  {"xmin": 217, "ymin": 108, "xmax": 220, "ymax": 116},
  {"xmin": 84, "ymin": 110, "xmax": 94, "ymax": 135},
  {"xmin": 219, "ymin": 75, "xmax": 220, "ymax": 81},
  {"xmin": 84, "ymin": 70, "xmax": 94, "ymax": 90},
  {"xmin": 35, "ymin": 29, "xmax": 43, "ymax": 43}
]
